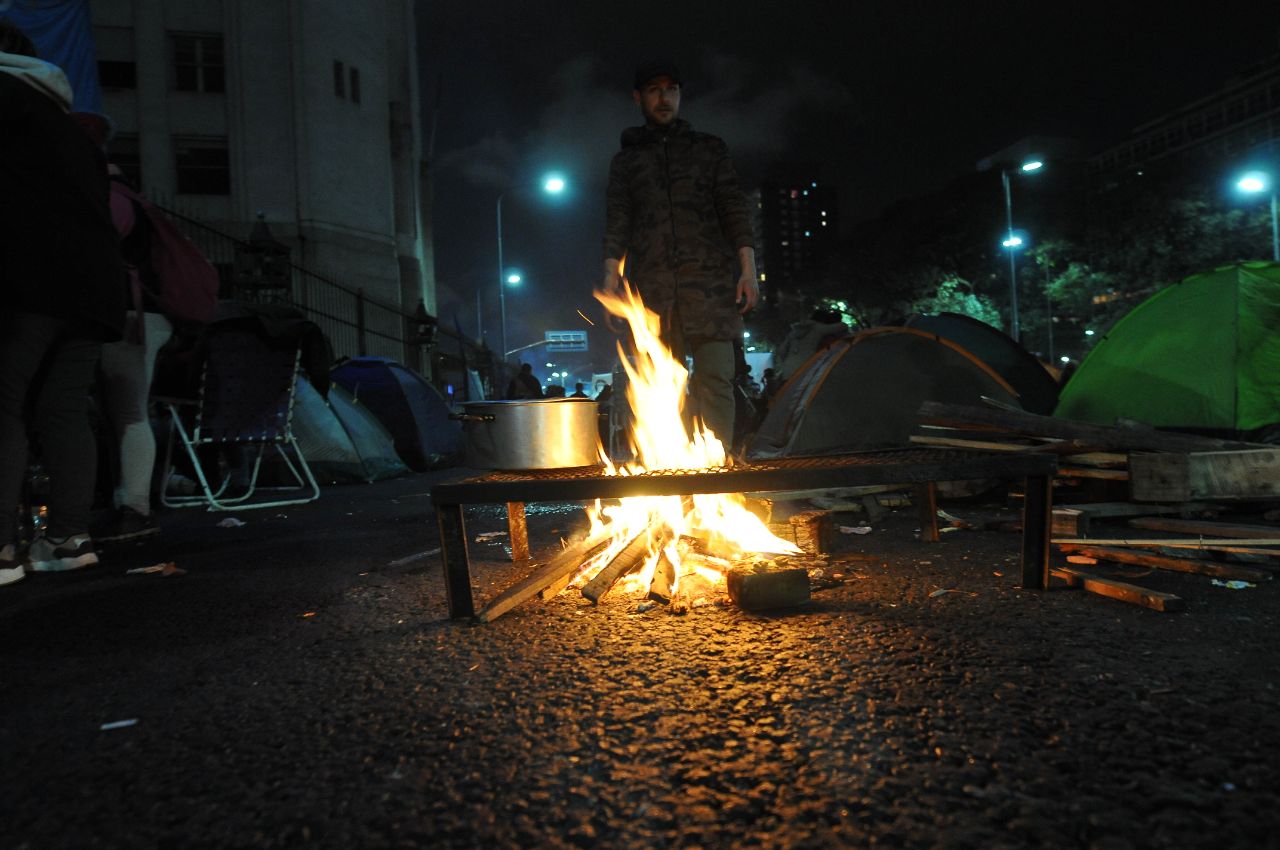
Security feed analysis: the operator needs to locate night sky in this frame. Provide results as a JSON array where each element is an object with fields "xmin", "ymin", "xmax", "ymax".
[{"xmin": 418, "ymin": 1, "xmax": 1280, "ymax": 372}]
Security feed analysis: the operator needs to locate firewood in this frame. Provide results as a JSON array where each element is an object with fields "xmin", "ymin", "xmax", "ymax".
[
  {"xmin": 726, "ymin": 567, "xmax": 811, "ymax": 611},
  {"xmin": 475, "ymin": 533, "xmax": 612, "ymax": 623},
  {"xmin": 918, "ymin": 400, "xmax": 1268, "ymax": 453},
  {"xmin": 648, "ymin": 537, "xmax": 692, "ymax": 605},
  {"xmin": 1051, "ymin": 566, "xmax": 1185, "ymax": 612},
  {"xmin": 582, "ymin": 530, "xmax": 669, "ymax": 604},
  {"xmin": 1127, "ymin": 517, "xmax": 1280, "ymax": 539},
  {"xmin": 1054, "ymin": 544, "xmax": 1272, "ymax": 583},
  {"xmin": 648, "ymin": 547, "xmax": 677, "ymax": 604}
]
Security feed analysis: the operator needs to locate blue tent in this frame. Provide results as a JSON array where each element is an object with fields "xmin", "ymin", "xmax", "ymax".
[{"xmin": 330, "ymin": 357, "xmax": 462, "ymax": 471}]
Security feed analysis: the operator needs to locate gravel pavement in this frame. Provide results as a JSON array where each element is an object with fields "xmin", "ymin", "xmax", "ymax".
[{"xmin": 2, "ymin": 469, "xmax": 1278, "ymax": 849}]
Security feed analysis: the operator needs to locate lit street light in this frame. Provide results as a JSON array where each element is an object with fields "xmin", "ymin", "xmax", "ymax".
[
  {"xmin": 1235, "ymin": 170, "xmax": 1279, "ymax": 262},
  {"xmin": 1000, "ymin": 159, "xmax": 1043, "ymax": 342},
  {"xmin": 497, "ymin": 174, "xmax": 568, "ymax": 359}
]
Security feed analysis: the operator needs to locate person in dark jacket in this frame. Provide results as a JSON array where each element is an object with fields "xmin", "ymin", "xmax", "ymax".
[
  {"xmin": 0, "ymin": 22, "xmax": 127, "ymax": 581},
  {"xmin": 602, "ymin": 60, "xmax": 758, "ymax": 447},
  {"xmin": 505, "ymin": 363, "xmax": 544, "ymax": 400}
]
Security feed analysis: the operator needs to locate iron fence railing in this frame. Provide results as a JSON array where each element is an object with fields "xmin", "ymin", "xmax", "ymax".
[{"xmin": 154, "ymin": 203, "xmax": 503, "ymax": 402}]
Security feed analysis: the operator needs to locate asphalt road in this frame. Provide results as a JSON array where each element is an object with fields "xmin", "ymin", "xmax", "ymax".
[{"xmin": 3, "ymin": 469, "xmax": 1278, "ymax": 849}]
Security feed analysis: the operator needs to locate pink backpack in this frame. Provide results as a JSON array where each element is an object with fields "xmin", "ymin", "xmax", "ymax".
[{"xmin": 115, "ymin": 183, "xmax": 220, "ymax": 324}]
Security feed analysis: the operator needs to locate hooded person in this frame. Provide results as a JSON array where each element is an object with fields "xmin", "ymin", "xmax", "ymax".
[{"xmin": 0, "ymin": 21, "xmax": 127, "ymax": 581}]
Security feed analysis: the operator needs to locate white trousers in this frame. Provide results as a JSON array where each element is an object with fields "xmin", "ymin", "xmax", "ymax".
[{"xmin": 99, "ymin": 312, "xmax": 173, "ymax": 515}]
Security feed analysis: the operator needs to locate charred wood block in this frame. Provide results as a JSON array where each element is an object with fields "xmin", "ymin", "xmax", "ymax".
[
  {"xmin": 732, "ymin": 570, "xmax": 808, "ymax": 611},
  {"xmin": 727, "ymin": 567, "xmax": 811, "ymax": 612},
  {"xmin": 789, "ymin": 511, "xmax": 827, "ymax": 554}
]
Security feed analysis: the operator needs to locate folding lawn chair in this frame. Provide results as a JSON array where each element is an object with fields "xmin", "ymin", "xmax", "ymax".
[{"xmin": 157, "ymin": 326, "xmax": 320, "ymax": 511}]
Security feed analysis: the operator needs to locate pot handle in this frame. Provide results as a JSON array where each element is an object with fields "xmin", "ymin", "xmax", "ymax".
[{"xmin": 449, "ymin": 413, "xmax": 497, "ymax": 422}]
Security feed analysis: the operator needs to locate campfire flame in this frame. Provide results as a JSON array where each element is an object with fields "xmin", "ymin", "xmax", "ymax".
[{"xmin": 562, "ymin": 270, "xmax": 800, "ymax": 600}]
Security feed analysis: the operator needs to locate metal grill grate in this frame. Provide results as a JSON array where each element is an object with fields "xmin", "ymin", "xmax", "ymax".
[{"xmin": 474, "ymin": 448, "xmax": 979, "ymax": 484}]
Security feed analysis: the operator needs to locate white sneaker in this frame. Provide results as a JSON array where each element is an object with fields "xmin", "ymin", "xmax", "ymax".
[
  {"xmin": 0, "ymin": 543, "xmax": 26, "ymax": 586},
  {"xmin": 28, "ymin": 534, "xmax": 98, "ymax": 572}
]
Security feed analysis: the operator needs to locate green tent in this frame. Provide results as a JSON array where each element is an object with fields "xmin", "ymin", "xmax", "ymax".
[{"xmin": 1054, "ymin": 261, "xmax": 1280, "ymax": 433}]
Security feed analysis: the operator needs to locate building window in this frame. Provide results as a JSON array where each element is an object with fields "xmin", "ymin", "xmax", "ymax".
[
  {"xmin": 349, "ymin": 66, "xmax": 361, "ymax": 104},
  {"xmin": 98, "ymin": 59, "xmax": 137, "ymax": 89},
  {"xmin": 110, "ymin": 134, "xmax": 142, "ymax": 188},
  {"xmin": 333, "ymin": 60, "xmax": 345, "ymax": 97},
  {"xmin": 172, "ymin": 33, "xmax": 225, "ymax": 93},
  {"xmin": 174, "ymin": 136, "xmax": 230, "ymax": 195}
]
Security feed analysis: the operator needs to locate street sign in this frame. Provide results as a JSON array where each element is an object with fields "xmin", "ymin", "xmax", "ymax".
[{"xmin": 544, "ymin": 330, "xmax": 588, "ymax": 352}]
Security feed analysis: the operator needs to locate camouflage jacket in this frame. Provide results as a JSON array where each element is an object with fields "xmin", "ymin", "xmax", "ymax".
[{"xmin": 604, "ymin": 119, "xmax": 754, "ymax": 341}]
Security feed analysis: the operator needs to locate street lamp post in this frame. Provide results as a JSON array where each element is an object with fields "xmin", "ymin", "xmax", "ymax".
[
  {"xmin": 496, "ymin": 175, "xmax": 567, "ymax": 359},
  {"xmin": 1000, "ymin": 159, "xmax": 1043, "ymax": 343},
  {"xmin": 1236, "ymin": 171, "xmax": 1279, "ymax": 261}
]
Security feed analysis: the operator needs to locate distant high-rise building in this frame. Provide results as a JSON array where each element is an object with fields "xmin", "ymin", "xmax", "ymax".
[
  {"xmin": 755, "ymin": 171, "xmax": 838, "ymax": 296},
  {"xmin": 90, "ymin": 0, "xmax": 435, "ymax": 356}
]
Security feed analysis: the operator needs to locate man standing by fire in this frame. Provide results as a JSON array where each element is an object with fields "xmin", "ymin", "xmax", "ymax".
[{"xmin": 602, "ymin": 61, "xmax": 758, "ymax": 448}]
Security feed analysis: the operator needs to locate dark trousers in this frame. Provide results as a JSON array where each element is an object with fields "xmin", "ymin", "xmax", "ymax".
[{"xmin": 0, "ymin": 312, "xmax": 103, "ymax": 542}]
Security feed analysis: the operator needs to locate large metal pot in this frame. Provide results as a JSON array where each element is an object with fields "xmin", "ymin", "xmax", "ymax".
[{"xmin": 452, "ymin": 398, "xmax": 600, "ymax": 470}]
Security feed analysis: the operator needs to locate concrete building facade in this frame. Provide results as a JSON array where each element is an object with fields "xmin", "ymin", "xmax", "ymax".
[
  {"xmin": 1088, "ymin": 53, "xmax": 1280, "ymax": 182},
  {"xmin": 89, "ymin": 0, "xmax": 436, "ymax": 353}
]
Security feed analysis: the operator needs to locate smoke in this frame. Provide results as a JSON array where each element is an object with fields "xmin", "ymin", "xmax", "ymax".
[{"xmin": 437, "ymin": 52, "xmax": 858, "ymax": 190}]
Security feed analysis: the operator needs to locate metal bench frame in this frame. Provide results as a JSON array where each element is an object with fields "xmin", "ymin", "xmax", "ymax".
[{"xmin": 430, "ymin": 448, "xmax": 1057, "ymax": 619}]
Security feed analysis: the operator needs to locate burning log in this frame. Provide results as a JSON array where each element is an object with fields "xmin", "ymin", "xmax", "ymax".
[
  {"xmin": 581, "ymin": 530, "xmax": 666, "ymax": 604},
  {"xmin": 475, "ymin": 533, "xmax": 612, "ymax": 623},
  {"xmin": 648, "ymin": 545, "xmax": 679, "ymax": 605}
]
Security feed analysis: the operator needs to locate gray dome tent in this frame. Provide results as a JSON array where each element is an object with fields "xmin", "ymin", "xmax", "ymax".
[
  {"xmin": 286, "ymin": 378, "xmax": 408, "ymax": 483},
  {"xmin": 747, "ymin": 327, "xmax": 1021, "ymax": 458},
  {"xmin": 903, "ymin": 312, "xmax": 1060, "ymax": 415}
]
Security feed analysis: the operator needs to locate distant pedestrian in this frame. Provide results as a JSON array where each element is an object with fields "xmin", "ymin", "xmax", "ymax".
[
  {"xmin": 570, "ymin": 382, "xmax": 589, "ymax": 398},
  {"xmin": 602, "ymin": 60, "xmax": 757, "ymax": 445},
  {"xmin": 505, "ymin": 363, "xmax": 544, "ymax": 399},
  {"xmin": 0, "ymin": 21, "xmax": 128, "ymax": 582}
]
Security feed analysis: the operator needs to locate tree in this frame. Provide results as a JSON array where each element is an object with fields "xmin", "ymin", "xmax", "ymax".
[{"xmin": 909, "ymin": 274, "xmax": 1003, "ymax": 327}]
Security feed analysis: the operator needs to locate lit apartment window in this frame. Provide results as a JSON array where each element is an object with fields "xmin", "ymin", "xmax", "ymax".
[
  {"xmin": 172, "ymin": 33, "xmax": 225, "ymax": 93},
  {"xmin": 349, "ymin": 67, "xmax": 361, "ymax": 104},
  {"xmin": 334, "ymin": 60, "xmax": 345, "ymax": 97},
  {"xmin": 98, "ymin": 59, "xmax": 137, "ymax": 89},
  {"xmin": 174, "ymin": 136, "xmax": 230, "ymax": 195}
]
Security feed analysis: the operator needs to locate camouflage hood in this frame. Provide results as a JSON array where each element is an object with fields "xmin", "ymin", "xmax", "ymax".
[{"xmin": 604, "ymin": 119, "xmax": 754, "ymax": 341}]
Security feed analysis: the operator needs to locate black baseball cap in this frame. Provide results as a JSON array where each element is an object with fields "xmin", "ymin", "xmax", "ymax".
[{"xmin": 633, "ymin": 61, "xmax": 682, "ymax": 90}]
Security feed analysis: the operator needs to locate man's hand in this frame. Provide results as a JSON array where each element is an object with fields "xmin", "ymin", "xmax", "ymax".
[
  {"xmin": 601, "ymin": 258, "xmax": 625, "ymax": 333},
  {"xmin": 736, "ymin": 247, "xmax": 759, "ymax": 314},
  {"xmin": 736, "ymin": 271, "xmax": 759, "ymax": 314}
]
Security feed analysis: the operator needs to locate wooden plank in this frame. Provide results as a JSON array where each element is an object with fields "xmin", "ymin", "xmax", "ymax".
[
  {"xmin": 1055, "ymin": 536, "xmax": 1280, "ymax": 549},
  {"xmin": 582, "ymin": 530, "xmax": 664, "ymax": 604},
  {"xmin": 909, "ymin": 435, "xmax": 1031, "ymax": 452},
  {"xmin": 1128, "ymin": 516, "xmax": 1280, "ymax": 539},
  {"xmin": 1130, "ymin": 449, "xmax": 1280, "ymax": 502},
  {"xmin": 475, "ymin": 534, "xmax": 612, "ymax": 623},
  {"xmin": 1055, "ymin": 544, "xmax": 1273, "ymax": 582},
  {"xmin": 1061, "ymin": 452, "xmax": 1129, "ymax": 468},
  {"xmin": 1052, "ymin": 501, "xmax": 1197, "ymax": 538},
  {"xmin": 1051, "ymin": 566, "xmax": 1185, "ymax": 612},
  {"xmin": 917, "ymin": 401, "xmax": 1269, "ymax": 454},
  {"xmin": 745, "ymin": 484, "xmax": 907, "ymax": 502},
  {"xmin": 1057, "ymin": 466, "xmax": 1129, "ymax": 481},
  {"xmin": 506, "ymin": 502, "xmax": 529, "ymax": 561}
]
